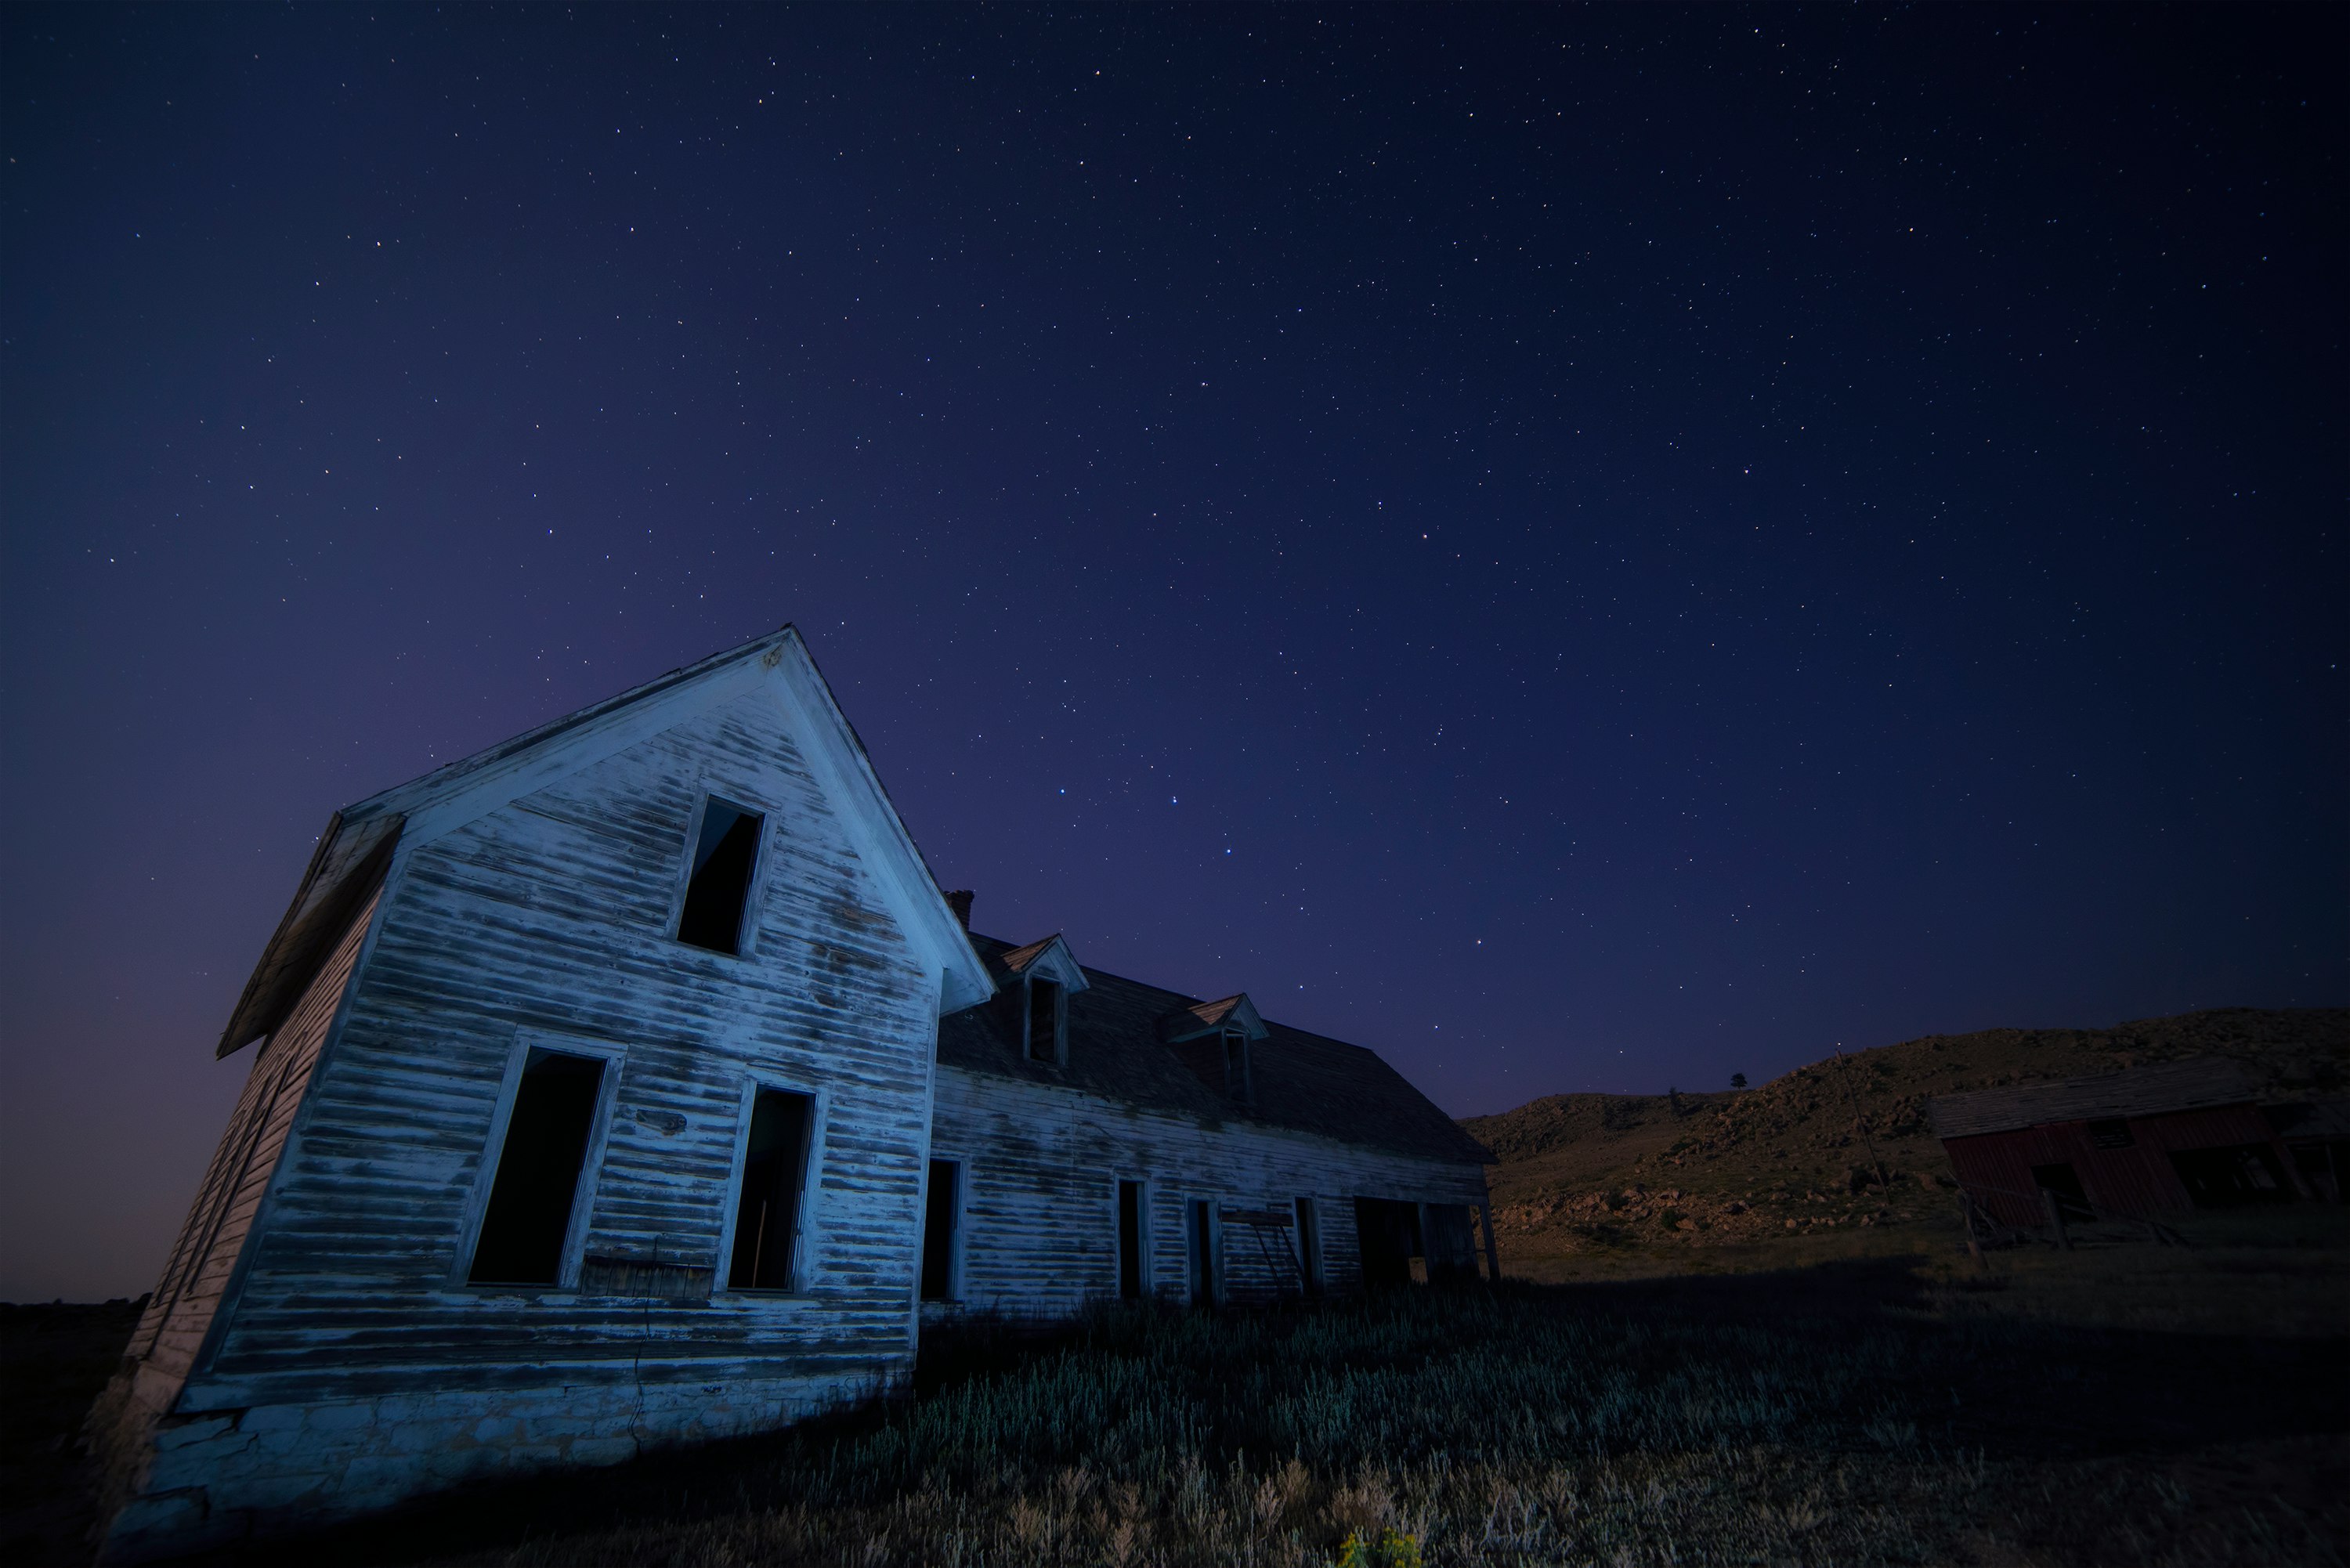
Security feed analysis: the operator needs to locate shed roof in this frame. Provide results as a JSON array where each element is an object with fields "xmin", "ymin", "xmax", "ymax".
[
  {"xmin": 1928, "ymin": 1056, "xmax": 2258, "ymax": 1140},
  {"xmin": 939, "ymin": 934, "xmax": 1494, "ymax": 1169}
]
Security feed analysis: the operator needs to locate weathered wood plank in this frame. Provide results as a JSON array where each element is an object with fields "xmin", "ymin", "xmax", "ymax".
[
  {"xmin": 930, "ymin": 1065, "xmax": 1485, "ymax": 1317},
  {"xmin": 119, "ymin": 889, "xmax": 379, "ymax": 1393},
  {"xmin": 161, "ymin": 694, "xmax": 940, "ymax": 1420}
]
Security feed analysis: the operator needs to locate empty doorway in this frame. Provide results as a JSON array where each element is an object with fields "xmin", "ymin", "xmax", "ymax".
[
  {"xmin": 1187, "ymin": 1198, "xmax": 1218, "ymax": 1307},
  {"xmin": 1352, "ymin": 1197, "xmax": 1421, "ymax": 1289},
  {"xmin": 1293, "ymin": 1196, "xmax": 1323, "ymax": 1297},
  {"xmin": 920, "ymin": 1159, "xmax": 960, "ymax": 1301},
  {"xmin": 1118, "ymin": 1180, "xmax": 1146, "ymax": 1300},
  {"xmin": 728, "ymin": 1088, "xmax": 813, "ymax": 1291},
  {"xmin": 468, "ymin": 1050, "xmax": 609, "ymax": 1286}
]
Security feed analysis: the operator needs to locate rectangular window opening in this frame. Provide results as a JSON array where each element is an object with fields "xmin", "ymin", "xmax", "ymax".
[
  {"xmin": 469, "ymin": 1050, "xmax": 607, "ymax": 1286},
  {"xmin": 679, "ymin": 797, "xmax": 764, "ymax": 955},
  {"xmin": 728, "ymin": 1088, "xmax": 813, "ymax": 1291},
  {"xmin": 920, "ymin": 1159, "xmax": 960, "ymax": 1301},
  {"xmin": 1027, "ymin": 980, "xmax": 1061, "ymax": 1062},
  {"xmin": 1118, "ymin": 1180, "xmax": 1145, "ymax": 1300},
  {"xmin": 1294, "ymin": 1196, "xmax": 1323, "ymax": 1298},
  {"xmin": 1222, "ymin": 1028, "xmax": 1252, "ymax": 1104}
]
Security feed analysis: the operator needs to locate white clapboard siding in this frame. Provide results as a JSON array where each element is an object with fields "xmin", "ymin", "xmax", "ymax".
[
  {"xmin": 931, "ymin": 1064, "xmax": 1490, "ymax": 1317},
  {"xmin": 176, "ymin": 689, "xmax": 943, "ymax": 1413},
  {"xmin": 122, "ymin": 888, "xmax": 381, "ymax": 1400}
]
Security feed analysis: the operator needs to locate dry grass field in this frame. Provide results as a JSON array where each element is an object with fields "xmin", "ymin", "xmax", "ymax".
[
  {"xmin": 225, "ymin": 1219, "xmax": 2350, "ymax": 1566},
  {"xmin": 10, "ymin": 1213, "xmax": 2344, "ymax": 1568}
]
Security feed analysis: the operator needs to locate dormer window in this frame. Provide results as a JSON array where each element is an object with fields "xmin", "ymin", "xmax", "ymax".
[
  {"xmin": 991, "ymin": 933, "xmax": 1087, "ymax": 1067},
  {"xmin": 1026, "ymin": 978, "xmax": 1066, "ymax": 1064},
  {"xmin": 1221, "ymin": 1026, "xmax": 1253, "ymax": 1104},
  {"xmin": 1162, "ymin": 993, "xmax": 1268, "ymax": 1111}
]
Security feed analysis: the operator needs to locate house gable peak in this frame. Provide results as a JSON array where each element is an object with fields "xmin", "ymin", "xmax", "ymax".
[{"xmin": 217, "ymin": 627, "xmax": 994, "ymax": 1056}]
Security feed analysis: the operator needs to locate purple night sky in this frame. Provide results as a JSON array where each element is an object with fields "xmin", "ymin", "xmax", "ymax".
[{"xmin": 3, "ymin": 6, "xmax": 2342, "ymax": 1301}]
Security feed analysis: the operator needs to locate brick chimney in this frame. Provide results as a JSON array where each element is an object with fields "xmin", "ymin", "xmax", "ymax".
[{"xmin": 944, "ymin": 890, "xmax": 974, "ymax": 930}]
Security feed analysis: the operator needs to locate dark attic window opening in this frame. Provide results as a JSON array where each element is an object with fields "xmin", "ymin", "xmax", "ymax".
[
  {"xmin": 1222, "ymin": 1026, "xmax": 1253, "ymax": 1106},
  {"xmin": 678, "ymin": 797, "xmax": 764, "ymax": 955},
  {"xmin": 1028, "ymin": 979, "xmax": 1063, "ymax": 1064},
  {"xmin": 2088, "ymin": 1118, "xmax": 2135, "ymax": 1150},
  {"xmin": 469, "ymin": 1050, "xmax": 607, "ymax": 1286},
  {"xmin": 728, "ymin": 1088, "xmax": 813, "ymax": 1292}
]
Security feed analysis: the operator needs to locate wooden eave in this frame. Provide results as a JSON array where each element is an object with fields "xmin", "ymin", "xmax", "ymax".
[{"xmin": 214, "ymin": 811, "xmax": 403, "ymax": 1057}]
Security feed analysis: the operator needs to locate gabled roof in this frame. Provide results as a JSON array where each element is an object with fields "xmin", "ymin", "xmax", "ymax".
[
  {"xmin": 938, "ymin": 934, "xmax": 1493, "ymax": 1168},
  {"xmin": 216, "ymin": 627, "xmax": 994, "ymax": 1056},
  {"xmin": 1928, "ymin": 1056, "xmax": 2258, "ymax": 1140}
]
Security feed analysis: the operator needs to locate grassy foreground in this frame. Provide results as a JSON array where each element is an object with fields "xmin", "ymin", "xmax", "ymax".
[
  {"xmin": 171, "ymin": 1217, "xmax": 2341, "ymax": 1568},
  {"xmin": 9, "ymin": 1219, "xmax": 2344, "ymax": 1565}
]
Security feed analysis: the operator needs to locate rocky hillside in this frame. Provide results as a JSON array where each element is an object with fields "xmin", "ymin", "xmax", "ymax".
[{"xmin": 1459, "ymin": 1007, "xmax": 2348, "ymax": 1252}]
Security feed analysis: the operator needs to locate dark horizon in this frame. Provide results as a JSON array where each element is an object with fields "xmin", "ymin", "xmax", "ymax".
[{"xmin": 3, "ymin": 5, "xmax": 2342, "ymax": 1302}]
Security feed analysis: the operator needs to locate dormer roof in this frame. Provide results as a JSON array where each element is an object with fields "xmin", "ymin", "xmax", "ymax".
[
  {"xmin": 1162, "ymin": 993, "xmax": 1266, "ymax": 1043},
  {"xmin": 990, "ymin": 934, "xmax": 1091, "ymax": 994}
]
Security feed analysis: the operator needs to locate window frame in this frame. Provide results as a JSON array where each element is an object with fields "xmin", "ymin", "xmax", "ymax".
[
  {"xmin": 919, "ymin": 1155, "xmax": 966, "ymax": 1303},
  {"xmin": 1023, "ymin": 977, "xmax": 1068, "ymax": 1066},
  {"xmin": 1115, "ymin": 1176, "xmax": 1152, "ymax": 1301},
  {"xmin": 667, "ymin": 786, "xmax": 779, "ymax": 961},
  {"xmin": 1187, "ymin": 1194, "xmax": 1224, "ymax": 1307},
  {"xmin": 1221, "ymin": 1024, "xmax": 1253, "ymax": 1104},
  {"xmin": 712, "ymin": 1073, "xmax": 830, "ymax": 1297},
  {"xmin": 450, "ymin": 1031, "xmax": 627, "ymax": 1293}
]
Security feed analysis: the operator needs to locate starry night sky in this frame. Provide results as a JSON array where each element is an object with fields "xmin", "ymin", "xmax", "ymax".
[{"xmin": 3, "ymin": 5, "xmax": 2342, "ymax": 1299}]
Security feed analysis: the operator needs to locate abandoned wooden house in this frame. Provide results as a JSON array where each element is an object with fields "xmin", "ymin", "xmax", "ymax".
[
  {"xmin": 1929, "ymin": 1057, "xmax": 2310, "ymax": 1227},
  {"xmin": 88, "ymin": 627, "xmax": 1495, "ymax": 1563}
]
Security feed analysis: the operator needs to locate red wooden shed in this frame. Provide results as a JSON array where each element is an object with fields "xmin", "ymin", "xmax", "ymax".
[{"xmin": 1929, "ymin": 1057, "xmax": 2305, "ymax": 1227}]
